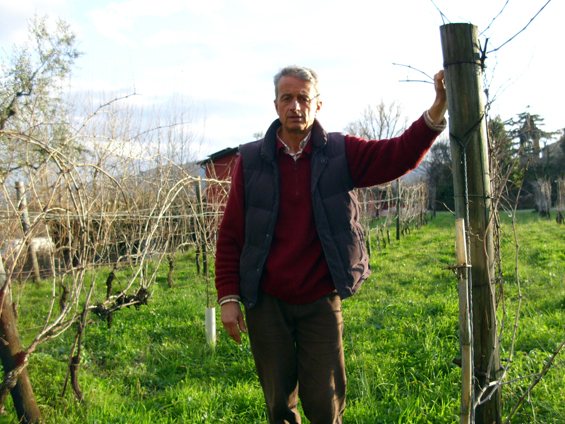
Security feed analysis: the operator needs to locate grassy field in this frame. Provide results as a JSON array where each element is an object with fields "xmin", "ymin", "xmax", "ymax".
[{"xmin": 3, "ymin": 212, "xmax": 564, "ymax": 423}]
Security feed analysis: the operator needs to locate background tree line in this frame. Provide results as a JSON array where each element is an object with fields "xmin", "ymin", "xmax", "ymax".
[{"xmin": 342, "ymin": 94, "xmax": 564, "ymax": 219}]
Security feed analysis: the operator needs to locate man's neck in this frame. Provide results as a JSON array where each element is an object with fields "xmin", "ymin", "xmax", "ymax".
[{"xmin": 278, "ymin": 128, "xmax": 311, "ymax": 154}]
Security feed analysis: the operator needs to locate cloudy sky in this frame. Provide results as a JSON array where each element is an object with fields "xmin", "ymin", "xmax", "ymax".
[{"xmin": 1, "ymin": 0, "xmax": 563, "ymax": 159}]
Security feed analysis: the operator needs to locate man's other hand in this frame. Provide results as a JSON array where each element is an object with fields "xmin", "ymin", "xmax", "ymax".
[
  {"xmin": 428, "ymin": 70, "xmax": 447, "ymax": 125},
  {"xmin": 221, "ymin": 301, "xmax": 247, "ymax": 344}
]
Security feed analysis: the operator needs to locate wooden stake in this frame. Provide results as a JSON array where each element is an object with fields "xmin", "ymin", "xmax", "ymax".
[
  {"xmin": 15, "ymin": 182, "xmax": 41, "ymax": 283},
  {"xmin": 194, "ymin": 178, "xmax": 208, "ymax": 276},
  {"xmin": 396, "ymin": 180, "xmax": 400, "ymax": 240},
  {"xmin": 441, "ymin": 23, "xmax": 502, "ymax": 424},
  {"xmin": 455, "ymin": 218, "xmax": 472, "ymax": 424}
]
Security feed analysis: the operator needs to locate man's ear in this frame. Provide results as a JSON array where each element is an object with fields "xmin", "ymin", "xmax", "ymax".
[
  {"xmin": 316, "ymin": 100, "xmax": 322, "ymax": 112},
  {"xmin": 274, "ymin": 99, "xmax": 280, "ymax": 116}
]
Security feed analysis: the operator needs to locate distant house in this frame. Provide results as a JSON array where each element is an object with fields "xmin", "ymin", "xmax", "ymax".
[
  {"xmin": 199, "ymin": 147, "xmax": 239, "ymax": 181},
  {"xmin": 199, "ymin": 147, "xmax": 239, "ymax": 210},
  {"xmin": 540, "ymin": 138, "xmax": 564, "ymax": 162}
]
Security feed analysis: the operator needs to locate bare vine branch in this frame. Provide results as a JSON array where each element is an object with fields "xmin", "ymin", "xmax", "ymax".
[{"xmin": 488, "ymin": 0, "xmax": 553, "ymax": 53}]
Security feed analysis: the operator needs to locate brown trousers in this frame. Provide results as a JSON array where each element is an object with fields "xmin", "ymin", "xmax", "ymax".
[{"xmin": 245, "ymin": 291, "xmax": 346, "ymax": 424}]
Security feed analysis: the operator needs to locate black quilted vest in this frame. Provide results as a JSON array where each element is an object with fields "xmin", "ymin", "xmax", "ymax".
[{"xmin": 238, "ymin": 119, "xmax": 371, "ymax": 308}]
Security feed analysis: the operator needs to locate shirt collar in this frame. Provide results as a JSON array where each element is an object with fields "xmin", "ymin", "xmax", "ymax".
[{"xmin": 276, "ymin": 130, "xmax": 312, "ymax": 159}]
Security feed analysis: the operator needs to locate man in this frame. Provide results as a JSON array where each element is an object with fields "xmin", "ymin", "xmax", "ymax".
[{"xmin": 215, "ymin": 65, "xmax": 447, "ymax": 424}]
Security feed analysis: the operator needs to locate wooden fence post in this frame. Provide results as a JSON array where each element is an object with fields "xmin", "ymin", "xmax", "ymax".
[
  {"xmin": 15, "ymin": 182, "xmax": 41, "ymax": 283},
  {"xmin": 441, "ymin": 23, "xmax": 502, "ymax": 423}
]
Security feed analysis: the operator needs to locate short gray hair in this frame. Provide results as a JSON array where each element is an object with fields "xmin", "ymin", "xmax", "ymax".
[{"xmin": 274, "ymin": 65, "xmax": 320, "ymax": 99}]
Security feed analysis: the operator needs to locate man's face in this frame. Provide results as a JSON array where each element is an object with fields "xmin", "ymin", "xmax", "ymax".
[{"xmin": 274, "ymin": 75, "xmax": 322, "ymax": 134}]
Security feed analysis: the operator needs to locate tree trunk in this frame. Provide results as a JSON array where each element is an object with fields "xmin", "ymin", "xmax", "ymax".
[
  {"xmin": 441, "ymin": 23, "xmax": 502, "ymax": 424},
  {"xmin": 0, "ymin": 256, "xmax": 42, "ymax": 423}
]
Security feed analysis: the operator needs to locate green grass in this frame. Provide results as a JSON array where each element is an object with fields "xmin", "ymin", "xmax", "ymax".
[{"xmin": 2, "ymin": 211, "xmax": 564, "ymax": 423}]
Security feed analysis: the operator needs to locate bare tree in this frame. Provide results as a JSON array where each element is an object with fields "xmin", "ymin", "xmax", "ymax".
[
  {"xmin": 345, "ymin": 100, "xmax": 413, "ymax": 248},
  {"xmin": 252, "ymin": 131, "xmax": 265, "ymax": 140},
  {"xmin": 344, "ymin": 99, "xmax": 407, "ymax": 140},
  {"xmin": 422, "ymin": 136, "xmax": 452, "ymax": 216}
]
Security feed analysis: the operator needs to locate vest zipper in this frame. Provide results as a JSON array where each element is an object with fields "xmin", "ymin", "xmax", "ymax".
[{"xmin": 294, "ymin": 158, "xmax": 299, "ymax": 195}]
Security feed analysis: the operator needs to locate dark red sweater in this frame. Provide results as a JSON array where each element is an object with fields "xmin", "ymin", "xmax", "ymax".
[{"xmin": 215, "ymin": 114, "xmax": 442, "ymax": 304}]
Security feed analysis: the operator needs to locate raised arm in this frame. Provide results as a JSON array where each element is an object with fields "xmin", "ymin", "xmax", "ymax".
[{"xmin": 346, "ymin": 70, "xmax": 448, "ymax": 188}]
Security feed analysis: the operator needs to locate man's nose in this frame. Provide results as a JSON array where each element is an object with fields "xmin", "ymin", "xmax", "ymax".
[{"xmin": 290, "ymin": 98, "xmax": 301, "ymax": 111}]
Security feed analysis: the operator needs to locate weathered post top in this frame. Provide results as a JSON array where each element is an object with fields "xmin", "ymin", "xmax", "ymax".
[{"xmin": 440, "ymin": 24, "xmax": 482, "ymax": 70}]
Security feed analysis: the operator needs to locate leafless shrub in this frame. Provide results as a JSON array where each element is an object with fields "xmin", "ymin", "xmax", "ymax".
[
  {"xmin": 0, "ymin": 91, "xmax": 229, "ymax": 404},
  {"xmin": 357, "ymin": 179, "xmax": 429, "ymax": 254}
]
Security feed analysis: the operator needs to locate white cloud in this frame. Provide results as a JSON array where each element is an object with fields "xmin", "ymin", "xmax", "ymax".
[
  {"xmin": 103, "ymin": 0, "xmax": 223, "ymax": 19},
  {"xmin": 88, "ymin": 0, "xmax": 224, "ymax": 46},
  {"xmin": 0, "ymin": 0, "xmax": 74, "ymax": 45},
  {"xmin": 0, "ymin": 0, "xmax": 68, "ymax": 15},
  {"xmin": 144, "ymin": 30, "xmax": 196, "ymax": 48},
  {"xmin": 71, "ymin": 76, "xmax": 132, "ymax": 95},
  {"xmin": 89, "ymin": 7, "xmax": 137, "ymax": 47}
]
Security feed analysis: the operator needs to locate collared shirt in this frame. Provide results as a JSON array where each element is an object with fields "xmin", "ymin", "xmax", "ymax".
[{"xmin": 276, "ymin": 129, "xmax": 312, "ymax": 161}]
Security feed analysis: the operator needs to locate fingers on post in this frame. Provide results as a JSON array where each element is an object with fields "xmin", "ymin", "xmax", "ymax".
[
  {"xmin": 434, "ymin": 71, "xmax": 442, "ymax": 86},
  {"xmin": 436, "ymin": 70, "xmax": 446, "ymax": 90}
]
